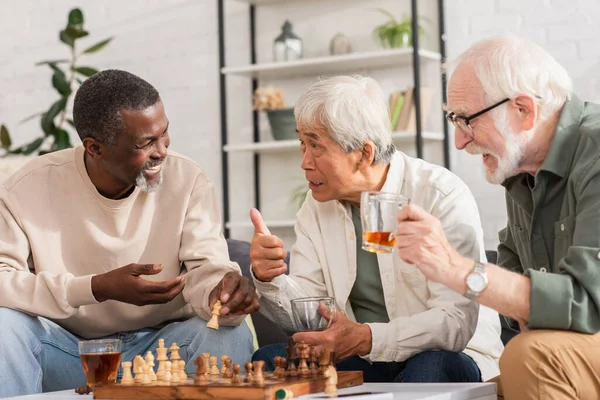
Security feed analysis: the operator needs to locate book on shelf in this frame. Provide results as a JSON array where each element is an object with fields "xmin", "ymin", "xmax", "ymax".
[{"xmin": 388, "ymin": 86, "xmax": 434, "ymax": 132}]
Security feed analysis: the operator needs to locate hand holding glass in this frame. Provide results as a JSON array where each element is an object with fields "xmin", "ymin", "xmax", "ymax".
[
  {"xmin": 360, "ymin": 191, "xmax": 409, "ymax": 253},
  {"xmin": 78, "ymin": 338, "xmax": 122, "ymax": 387},
  {"xmin": 291, "ymin": 297, "xmax": 336, "ymax": 332}
]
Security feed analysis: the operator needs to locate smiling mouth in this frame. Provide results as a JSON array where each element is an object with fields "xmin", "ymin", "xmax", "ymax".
[
  {"xmin": 309, "ymin": 180, "xmax": 323, "ymax": 188},
  {"xmin": 144, "ymin": 163, "xmax": 163, "ymax": 175}
]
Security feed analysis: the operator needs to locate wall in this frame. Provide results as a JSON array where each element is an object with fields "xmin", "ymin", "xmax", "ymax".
[{"xmin": 445, "ymin": 0, "xmax": 600, "ymax": 249}]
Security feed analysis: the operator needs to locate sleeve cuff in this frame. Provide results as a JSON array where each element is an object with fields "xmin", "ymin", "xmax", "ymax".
[
  {"xmin": 526, "ymin": 269, "xmax": 572, "ymax": 329},
  {"xmin": 365, "ymin": 322, "xmax": 390, "ymax": 362},
  {"xmin": 251, "ymin": 270, "xmax": 287, "ymax": 295},
  {"xmin": 66, "ymin": 275, "xmax": 99, "ymax": 308}
]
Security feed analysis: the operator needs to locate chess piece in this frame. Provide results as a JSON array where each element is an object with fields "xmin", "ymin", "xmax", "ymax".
[
  {"xmin": 280, "ymin": 357, "xmax": 287, "ymax": 379},
  {"xmin": 144, "ymin": 351, "xmax": 157, "ymax": 382},
  {"xmin": 178, "ymin": 360, "xmax": 187, "ymax": 381},
  {"xmin": 324, "ymin": 365, "xmax": 338, "ymax": 395},
  {"xmin": 309, "ymin": 347, "xmax": 319, "ymax": 375},
  {"xmin": 285, "ymin": 338, "xmax": 298, "ymax": 377},
  {"xmin": 194, "ymin": 355, "xmax": 208, "ymax": 384},
  {"xmin": 164, "ymin": 361, "xmax": 172, "ymax": 383},
  {"xmin": 156, "ymin": 339, "xmax": 169, "ymax": 381},
  {"xmin": 170, "ymin": 343, "xmax": 181, "ymax": 362},
  {"xmin": 244, "ymin": 362, "xmax": 254, "ymax": 383},
  {"xmin": 170, "ymin": 361, "xmax": 181, "ymax": 384},
  {"xmin": 273, "ymin": 356, "xmax": 281, "ymax": 378},
  {"xmin": 231, "ymin": 363, "xmax": 242, "ymax": 384},
  {"xmin": 297, "ymin": 342, "xmax": 310, "ymax": 377},
  {"xmin": 207, "ymin": 300, "xmax": 222, "ymax": 330},
  {"xmin": 121, "ymin": 361, "xmax": 134, "ymax": 385},
  {"xmin": 223, "ymin": 357, "xmax": 233, "ymax": 378},
  {"xmin": 253, "ymin": 360, "xmax": 265, "ymax": 385},
  {"xmin": 209, "ymin": 356, "xmax": 220, "ymax": 375},
  {"xmin": 319, "ymin": 348, "xmax": 331, "ymax": 375},
  {"xmin": 220, "ymin": 355, "xmax": 228, "ymax": 375},
  {"xmin": 133, "ymin": 355, "xmax": 145, "ymax": 384},
  {"xmin": 142, "ymin": 363, "xmax": 152, "ymax": 385}
]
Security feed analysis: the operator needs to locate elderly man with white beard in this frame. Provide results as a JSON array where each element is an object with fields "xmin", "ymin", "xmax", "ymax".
[{"xmin": 394, "ymin": 35, "xmax": 600, "ymax": 399}]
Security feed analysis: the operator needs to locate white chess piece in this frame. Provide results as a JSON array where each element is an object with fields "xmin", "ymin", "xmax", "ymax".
[
  {"xmin": 178, "ymin": 360, "xmax": 187, "ymax": 381},
  {"xmin": 141, "ymin": 363, "xmax": 152, "ymax": 385},
  {"xmin": 156, "ymin": 340, "xmax": 168, "ymax": 381},
  {"xmin": 145, "ymin": 351, "xmax": 157, "ymax": 382},
  {"xmin": 121, "ymin": 361, "xmax": 134, "ymax": 385},
  {"xmin": 133, "ymin": 355, "xmax": 146, "ymax": 384},
  {"xmin": 163, "ymin": 361, "xmax": 172, "ymax": 383}
]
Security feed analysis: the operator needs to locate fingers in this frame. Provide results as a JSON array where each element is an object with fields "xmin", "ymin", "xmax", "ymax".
[
  {"xmin": 252, "ymin": 263, "xmax": 287, "ymax": 282},
  {"xmin": 250, "ymin": 208, "xmax": 271, "ymax": 236},
  {"xmin": 219, "ymin": 272, "xmax": 241, "ymax": 304},
  {"xmin": 397, "ymin": 204, "xmax": 430, "ymax": 223},
  {"xmin": 252, "ymin": 235, "xmax": 286, "ymax": 252},
  {"xmin": 129, "ymin": 263, "xmax": 163, "ymax": 276},
  {"xmin": 317, "ymin": 303, "xmax": 335, "ymax": 322},
  {"xmin": 140, "ymin": 277, "xmax": 186, "ymax": 304},
  {"xmin": 221, "ymin": 278, "xmax": 247, "ymax": 315},
  {"xmin": 141, "ymin": 276, "xmax": 186, "ymax": 294},
  {"xmin": 292, "ymin": 331, "xmax": 326, "ymax": 347}
]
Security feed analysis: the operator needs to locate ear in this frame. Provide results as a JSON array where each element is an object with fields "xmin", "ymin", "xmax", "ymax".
[
  {"xmin": 357, "ymin": 141, "xmax": 376, "ymax": 171},
  {"xmin": 513, "ymin": 94, "xmax": 538, "ymax": 131},
  {"xmin": 82, "ymin": 137, "xmax": 105, "ymax": 159}
]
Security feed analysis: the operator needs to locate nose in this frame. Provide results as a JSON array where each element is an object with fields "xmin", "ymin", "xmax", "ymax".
[
  {"xmin": 152, "ymin": 134, "xmax": 170, "ymax": 159},
  {"xmin": 300, "ymin": 148, "xmax": 314, "ymax": 171},
  {"xmin": 454, "ymin": 127, "xmax": 473, "ymax": 151}
]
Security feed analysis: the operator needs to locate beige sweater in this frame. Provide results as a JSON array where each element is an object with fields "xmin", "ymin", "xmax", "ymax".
[{"xmin": 0, "ymin": 145, "xmax": 241, "ymax": 338}]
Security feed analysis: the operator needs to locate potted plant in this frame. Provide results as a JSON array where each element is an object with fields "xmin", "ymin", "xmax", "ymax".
[
  {"xmin": 253, "ymin": 87, "xmax": 297, "ymax": 141},
  {"xmin": 0, "ymin": 7, "xmax": 113, "ymax": 157},
  {"xmin": 372, "ymin": 8, "xmax": 429, "ymax": 49}
]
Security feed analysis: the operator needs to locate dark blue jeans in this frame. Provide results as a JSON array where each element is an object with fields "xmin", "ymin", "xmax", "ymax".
[{"xmin": 252, "ymin": 343, "xmax": 481, "ymax": 383}]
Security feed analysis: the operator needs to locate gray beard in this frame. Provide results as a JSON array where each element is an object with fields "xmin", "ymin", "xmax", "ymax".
[{"xmin": 135, "ymin": 169, "xmax": 163, "ymax": 192}]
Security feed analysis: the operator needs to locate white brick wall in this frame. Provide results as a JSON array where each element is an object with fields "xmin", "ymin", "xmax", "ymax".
[{"xmin": 445, "ymin": 0, "xmax": 600, "ymax": 250}]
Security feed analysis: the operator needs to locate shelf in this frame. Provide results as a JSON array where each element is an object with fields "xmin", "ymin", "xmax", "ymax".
[
  {"xmin": 221, "ymin": 48, "xmax": 441, "ymax": 80},
  {"xmin": 223, "ymin": 130, "xmax": 444, "ymax": 153},
  {"xmin": 226, "ymin": 219, "xmax": 296, "ymax": 229},
  {"xmin": 230, "ymin": 0, "xmax": 298, "ymax": 4}
]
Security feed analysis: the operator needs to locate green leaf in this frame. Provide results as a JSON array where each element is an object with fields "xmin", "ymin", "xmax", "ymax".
[
  {"xmin": 75, "ymin": 67, "xmax": 99, "ymax": 77},
  {"xmin": 21, "ymin": 138, "xmax": 45, "ymax": 155},
  {"xmin": 41, "ymin": 97, "xmax": 68, "ymax": 136},
  {"xmin": 59, "ymin": 30, "xmax": 74, "ymax": 47},
  {"xmin": 35, "ymin": 59, "xmax": 68, "ymax": 67},
  {"xmin": 76, "ymin": 78, "xmax": 84, "ymax": 85},
  {"xmin": 19, "ymin": 112, "xmax": 44, "ymax": 125},
  {"xmin": 53, "ymin": 128, "xmax": 71, "ymax": 150},
  {"xmin": 65, "ymin": 26, "xmax": 89, "ymax": 40},
  {"xmin": 52, "ymin": 70, "xmax": 71, "ymax": 96},
  {"xmin": 82, "ymin": 37, "xmax": 113, "ymax": 54},
  {"xmin": 0, "ymin": 125, "xmax": 11, "ymax": 149},
  {"xmin": 7, "ymin": 147, "xmax": 22, "ymax": 155},
  {"xmin": 67, "ymin": 119, "xmax": 76, "ymax": 129},
  {"xmin": 68, "ymin": 8, "xmax": 84, "ymax": 29}
]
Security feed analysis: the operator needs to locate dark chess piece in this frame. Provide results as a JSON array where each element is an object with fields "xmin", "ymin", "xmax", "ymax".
[
  {"xmin": 286, "ymin": 338, "xmax": 298, "ymax": 377},
  {"xmin": 244, "ymin": 361, "xmax": 254, "ymax": 383},
  {"xmin": 231, "ymin": 363, "xmax": 242, "ymax": 384},
  {"xmin": 297, "ymin": 341, "xmax": 310, "ymax": 377},
  {"xmin": 309, "ymin": 346, "xmax": 319, "ymax": 375}
]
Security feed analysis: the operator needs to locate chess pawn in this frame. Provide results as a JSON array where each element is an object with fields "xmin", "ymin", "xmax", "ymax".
[
  {"xmin": 231, "ymin": 363, "xmax": 242, "ymax": 384},
  {"xmin": 244, "ymin": 362, "xmax": 254, "ymax": 383},
  {"xmin": 141, "ymin": 363, "xmax": 152, "ymax": 385},
  {"xmin": 209, "ymin": 356, "xmax": 220, "ymax": 375},
  {"xmin": 207, "ymin": 300, "xmax": 222, "ymax": 330},
  {"xmin": 309, "ymin": 347, "xmax": 319, "ymax": 375},
  {"xmin": 286, "ymin": 338, "xmax": 298, "ymax": 377},
  {"xmin": 178, "ymin": 360, "xmax": 187, "ymax": 381},
  {"xmin": 273, "ymin": 356, "xmax": 282, "ymax": 378},
  {"xmin": 220, "ymin": 355, "xmax": 228, "ymax": 375},
  {"xmin": 253, "ymin": 360, "xmax": 265, "ymax": 386},
  {"xmin": 170, "ymin": 361, "xmax": 180, "ymax": 384},
  {"xmin": 223, "ymin": 357, "xmax": 233, "ymax": 378},
  {"xmin": 145, "ymin": 352, "xmax": 157, "ymax": 382},
  {"xmin": 298, "ymin": 342, "xmax": 310, "ymax": 377},
  {"xmin": 280, "ymin": 358, "xmax": 287, "ymax": 379},
  {"xmin": 164, "ymin": 361, "xmax": 172, "ymax": 383},
  {"xmin": 121, "ymin": 361, "xmax": 134, "ymax": 385}
]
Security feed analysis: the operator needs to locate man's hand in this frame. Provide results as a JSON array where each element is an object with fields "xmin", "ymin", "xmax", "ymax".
[
  {"xmin": 249, "ymin": 208, "xmax": 288, "ymax": 282},
  {"xmin": 292, "ymin": 304, "xmax": 372, "ymax": 362},
  {"xmin": 208, "ymin": 272, "xmax": 260, "ymax": 316},
  {"xmin": 395, "ymin": 204, "xmax": 466, "ymax": 286},
  {"xmin": 91, "ymin": 263, "xmax": 186, "ymax": 305}
]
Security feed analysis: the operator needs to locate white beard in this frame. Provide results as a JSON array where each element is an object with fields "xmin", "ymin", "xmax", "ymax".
[{"xmin": 135, "ymin": 167, "xmax": 164, "ymax": 192}]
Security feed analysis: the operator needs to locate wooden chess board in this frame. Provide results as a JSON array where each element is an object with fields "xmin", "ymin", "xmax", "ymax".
[{"xmin": 93, "ymin": 371, "xmax": 363, "ymax": 400}]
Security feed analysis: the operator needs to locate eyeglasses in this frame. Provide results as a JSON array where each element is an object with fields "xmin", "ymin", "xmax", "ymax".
[{"xmin": 446, "ymin": 98, "xmax": 510, "ymax": 137}]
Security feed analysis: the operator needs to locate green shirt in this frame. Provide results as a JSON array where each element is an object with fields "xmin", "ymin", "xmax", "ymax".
[
  {"xmin": 348, "ymin": 206, "xmax": 389, "ymax": 324},
  {"xmin": 498, "ymin": 93, "xmax": 600, "ymax": 333}
]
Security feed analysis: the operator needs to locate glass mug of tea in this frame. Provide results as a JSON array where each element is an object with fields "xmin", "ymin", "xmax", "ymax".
[
  {"xmin": 291, "ymin": 297, "xmax": 337, "ymax": 332},
  {"xmin": 78, "ymin": 338, "xmax": 123, "ymax": 387},
  {"xmin": 360, "ymin": 191, "xmax": 409, "ymax": 253}
]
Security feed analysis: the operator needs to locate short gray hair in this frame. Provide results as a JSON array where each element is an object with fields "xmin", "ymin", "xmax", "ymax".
[
  {"xmin": 294, "ymin": 75, "xmax": 396, "ymax": 164},
  {"xmin": 446, "ymin": 35, "xmax": 572, "ymax": 122}
]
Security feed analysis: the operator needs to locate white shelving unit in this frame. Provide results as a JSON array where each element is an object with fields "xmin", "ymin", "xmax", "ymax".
[
  {"xmin": 226, "ymin": 219, "xmax": 296, "ymax": 229},
  {"xmin": 223, "ymin": 130, "xmax": 444, "ymax": 153},
  {"xmin": 222, "ymin": 48, "xmax": 441, "ymax": 80}
]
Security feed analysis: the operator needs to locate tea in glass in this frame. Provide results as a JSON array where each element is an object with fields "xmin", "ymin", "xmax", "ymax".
[
  {"xmin": 78, "ymin": 339, "xmax": 122, "ymax": 387},
  {"xmin": 360, "ymin": 191, "xmax": 409, "ymax": 253}
]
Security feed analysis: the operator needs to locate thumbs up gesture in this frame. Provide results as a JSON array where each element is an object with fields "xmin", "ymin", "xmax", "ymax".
[{"xmin": 249, "ymin": 208, "xmax": 288, "ymax": 282}]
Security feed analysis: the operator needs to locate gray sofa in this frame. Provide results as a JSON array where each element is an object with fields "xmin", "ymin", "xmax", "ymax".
[{"xmin": 225, "ymin": 239, "xmax": 518, "ymax": 348}]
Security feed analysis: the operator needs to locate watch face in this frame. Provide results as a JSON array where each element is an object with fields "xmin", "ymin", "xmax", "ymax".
[{"xmin": 467, "ymin": 273, "xmax": 486, "ymax": 292}]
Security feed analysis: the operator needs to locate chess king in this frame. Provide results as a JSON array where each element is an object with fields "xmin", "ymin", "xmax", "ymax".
[
  {"xmin": 0, "ymin": 69, "xmax": 259, "ymax": 398},
  {"xmin": 249, "ymin": 75, "xmax": 504, "ymax": 383}
]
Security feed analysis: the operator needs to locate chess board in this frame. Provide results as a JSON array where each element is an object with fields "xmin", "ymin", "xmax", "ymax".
[{"xmin": 93, "ymin": 370, "xmax": 364, "ymax": 400}]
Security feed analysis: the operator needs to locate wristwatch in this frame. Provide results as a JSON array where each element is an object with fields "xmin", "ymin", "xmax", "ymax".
[{"xmin": 465, "ymin": 260, "xmax": 488, "ymax": 300}]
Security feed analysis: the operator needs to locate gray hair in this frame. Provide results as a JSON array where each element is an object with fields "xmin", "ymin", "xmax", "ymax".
[
  {"xmin": 446, "ymin": 35, "xmax": 572, "ymax": 122},
  {"xmin": 294, "ymin": 75, "xmax": 396, "ymax": 164},
  {"xmin": 73, "ymin": 69, "xmax": 161, "ymax": 145}
]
